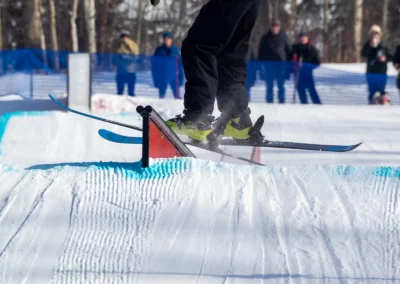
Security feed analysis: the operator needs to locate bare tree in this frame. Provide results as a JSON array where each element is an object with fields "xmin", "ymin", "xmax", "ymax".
[
  {"xmin": 99, "ymin": 0, "xmax": 109, "ymax": 53},
  {"xmin": 273, "ymin": 0, "xmax": 279, "ymax": 20},
  {"xmin": 323, "ymin": 0, "xmax": 329, "ymax": 61},
  {"xmin": 71, "ymin": 0, "xmax": 80, "ymax": 51},
  {"xmin": 266, "ymin": 0, "xmax": 272, "ymax": 23},
  {"xmin": 136, "ymin": 0, "xmax": 145, "ymax": 48},
  {"xmin": 381, "ymin": 0, "xmax": 388, "ymax": 41},
  {"xmin": 1, "ymin": 0, "xmax": 8, "ymax": 51},
  {"xmin": 0, "ymin": 1, "xmax": 4, "ymax": 72},
  {"xmin": 0, "ymin": 3, "xmax": 2, "ymax": 51},
  {"xmin": 84, "ymin": 0, "xmax": 96, "ymax": 53},
  {"xmin": 353, "ymin": 0, "xmax": 363, "ymax": 62},
  {"xmin": 49, "ymin": 0, "xmax": 59, "ymax": 69},
  {"xmin": 290, "ymin": 0, "xmax": 297, "ymax": 39},
  {"xmin": 23, "ymin": 0, "xmax": 46, "ymax": 49}
]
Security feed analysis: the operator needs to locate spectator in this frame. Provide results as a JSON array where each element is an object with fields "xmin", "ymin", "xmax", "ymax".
[
  {"xmin": 258, "ymin": 20, "xmax": 292, "ymax": 103},
  {"xmin": 292, "ymin": 31, "xmax": 321, "ymax": 104},
  {"xmin": 394, "ymin": 45, "xmax": 400, "ymax": 91},
  {"xmin": 114, "ymin": 30, "xmax": 139, "ymax": 97},
  {"xmin": 361, "ymin": 25, "xmax": 392, "ymax": 104},
  {"xmin": 151, "ymin": 31, "xmax": 184, "ymax": 99}
]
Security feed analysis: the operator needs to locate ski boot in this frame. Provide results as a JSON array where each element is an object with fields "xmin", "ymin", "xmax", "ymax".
[
  {"xmin": 207, "ymin": 108, "xmax": 265, "ymax": 145},
  {"xmin": 380, "ymin": 92, "xmax": 391, "ymax": 105},
  {"xmin": 166, "ymin": 111, "xmax": 215, "ymax": 141}
]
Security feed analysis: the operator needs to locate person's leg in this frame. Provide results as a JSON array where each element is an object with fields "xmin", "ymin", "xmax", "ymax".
[
  {"xmin": 116, "ymin": 74, "xmax": 124, "ymax": 95},
  {"xmin": 366, "ymin": 74, "xmax": 376, "ymax": 103},
  {"xmin": 215, "ymin": 0, "xmax": 260, "ymax": 115},
  {"xmin": 377, "ymin": 74, "xmax": 388, "ymax": 93},
  {"xmin": 180, "ymin": 1, "xmax": 221, "ymax": 117},
  {"xmin": 182, "ymin": 0, "xmax": 260, "ymax": 117},
  {"xmin": 277, "ymin": 66, "xmax": 286, "ymax": 104},
  {"xmin": 208, "ymin": 0, "xmax": 260, "ymax": 140},
  {"xmin": 297, "ymin": 74, "xmax": 308, "ymax": 104},
  {"xmin": 170, "ymin": 80, "xmax": 181, "ymax": 99},
  {"xmin": 265, "ymin": 72, "xmax": 274, "ymax": 103},
  {"xmin": 127, "ymin": 73, "xmax": 136, "ymax": 96},
  {"xmin": 307, "ymin": 74, "xmax": 321, "ymax": 104},
  {"xmin": 168, "ymin": 0, "xmax": 260, "ymax": 141},
  {"xmin": 158, "ymin": 82, "xmax": 167, "ymax": 98}
]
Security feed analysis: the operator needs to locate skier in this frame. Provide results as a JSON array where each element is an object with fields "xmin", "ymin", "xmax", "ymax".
[{"xmin": 150, "ymin": 0, "xmax": 261, "ymax": 142}]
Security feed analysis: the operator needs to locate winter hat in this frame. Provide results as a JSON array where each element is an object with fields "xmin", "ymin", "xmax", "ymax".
[
  {"xmin": 150, "ymin": 0, "xmax": 161, "ymax": 7},
  {"xmin": 298, "ymin": 31, "xmax": 309, "ymax": 38},
  {"xmin": 369, "ymin": 25, "xmax": 382, "ymax": 36},
  {"xmin": 271, "ymin": 19, "xmax": 281, "ymax": 26},
  {"xmin": 163, "ymin": 31, "xmax": 173, "ymax": 38},
  {"xmin": 120, "ymin": 30, "xmax": 130, "ymax": 38}
]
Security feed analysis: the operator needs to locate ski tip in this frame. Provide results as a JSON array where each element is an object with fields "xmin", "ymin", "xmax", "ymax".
[
  {"xmin": 48, "ymin": 94, "xmax": 67, "ymax": 110},
  {"xmin": 326, "ymin": 142, "xmax": 363, "ymax": 152},
  {"xmin": 49, "ymin": 94, "xmax": 59, "ymax": 105},
  {"xmin": 347, "ymin": 142, "xmax": 363, "ymax": 151}
]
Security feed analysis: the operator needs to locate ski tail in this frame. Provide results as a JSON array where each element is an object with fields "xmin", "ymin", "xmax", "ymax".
[{"xmin": 49, "ymin": 94, "xmax": 142, "ymax": 132}]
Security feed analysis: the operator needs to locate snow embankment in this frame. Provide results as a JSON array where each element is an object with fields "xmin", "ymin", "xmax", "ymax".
[
  {"xmin": 3, "ymin": 95, "xmax": 400, "ymax": 166},
  {"xmin": 0, "ymin": 159, "xmax": 399, "ymax": 283}
]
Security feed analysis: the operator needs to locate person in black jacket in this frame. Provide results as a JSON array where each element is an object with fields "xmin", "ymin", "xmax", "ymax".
[
  {"xmin": 258, "ymin": 20, "xmax": 292, "ymax": 103},
  {"xmin": 394, "ymin": 45, "xmax": 400, "ymax": 90},
  {"xmin": 361, "ymin": 25, "xmax": 392, "ymax": 104},
  {"xmin": 292, "ymin": 32, "xmax": 321, "ymax": 104}
]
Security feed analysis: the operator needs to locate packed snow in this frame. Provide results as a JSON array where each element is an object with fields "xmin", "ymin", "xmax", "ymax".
[{"xmin": 0, "ymin": 94, "xmax": 400, "ymax": 283}]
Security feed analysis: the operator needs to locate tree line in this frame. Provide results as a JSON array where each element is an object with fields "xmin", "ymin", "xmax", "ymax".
[{"xmin": 0, "ymin": 0, "xmax": 398, "ymax": 63}]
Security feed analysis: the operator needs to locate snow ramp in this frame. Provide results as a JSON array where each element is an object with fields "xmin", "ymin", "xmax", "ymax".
[{"xmin": 1, "ymin": 158, "xmax": 400, "ymax": 283}]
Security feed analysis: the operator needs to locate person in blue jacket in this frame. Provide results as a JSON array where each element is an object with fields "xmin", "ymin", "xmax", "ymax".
[{"xmin": 151, "ymin": 32, "xmax": 184, "ymax": 99}]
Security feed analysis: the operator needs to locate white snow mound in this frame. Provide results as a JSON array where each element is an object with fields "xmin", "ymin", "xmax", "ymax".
[{"xmin": 0, "ymin": 158, "xmax": 399, "ymax": 283}]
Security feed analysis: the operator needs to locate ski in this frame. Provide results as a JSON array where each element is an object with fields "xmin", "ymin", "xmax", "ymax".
[
  {"xmin": 50, "ymin": 95, "xmax": 362, "ymax": 153},
  {"xmin": 97, "ymin": 128, "xmax": 362, "ymax": 153},
  {"xmin": 49, "ymin": 94, "xmax": 143, "ymax": 132}
]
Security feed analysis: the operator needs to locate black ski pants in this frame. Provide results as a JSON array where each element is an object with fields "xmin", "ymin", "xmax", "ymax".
[{"xmin": 182, "ymin": 0, "xmax": 260, "ymax": 117}]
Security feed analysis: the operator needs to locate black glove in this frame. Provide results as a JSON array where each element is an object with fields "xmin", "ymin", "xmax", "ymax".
[{"xmin": 150, "ymin": 0, "xmax": 160, "ymax": 6}]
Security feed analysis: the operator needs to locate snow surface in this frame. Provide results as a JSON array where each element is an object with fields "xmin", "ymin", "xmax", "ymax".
[{"xmin": 0, "ymin": 95, "xmax": 400, "ymax": 283}]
